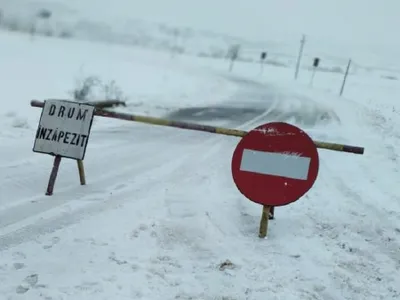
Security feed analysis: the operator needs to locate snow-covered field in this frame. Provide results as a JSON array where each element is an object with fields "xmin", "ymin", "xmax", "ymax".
[
  {"xmin": 1, "ymin": 1, "xmax": 400, "ymax": 300},
  {"xmin": 1, "ymin": 0, "xmax": 400, "ymax": 75}
]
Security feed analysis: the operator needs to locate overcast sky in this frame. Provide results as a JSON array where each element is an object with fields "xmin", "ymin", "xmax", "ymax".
[
  {"xmin": 3, "ymin": 0, "xmax": 398, "ymax": 50},
  {"xmin": 70, "ymin": 0, "xmax": 398, "ymax": 49}
]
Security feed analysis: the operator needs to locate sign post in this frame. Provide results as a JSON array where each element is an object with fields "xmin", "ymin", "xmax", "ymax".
[
  {"xmin": 231, "ymin": 122, "xmax": 320, "ymax": 238},
  {"xmin": 77, "ymin": 159, "xmax": 86, "ymax": 185},
  {"xmin": 310, "ymin": 57, "xmax": 320, "ymax": 87},
  {"xmin": 260, "ymin": 51, "xmax": 267, "ymax": 75},
  {"xmin": 32, "ymin": 99, "xmax": 95, "ymax": 195}
]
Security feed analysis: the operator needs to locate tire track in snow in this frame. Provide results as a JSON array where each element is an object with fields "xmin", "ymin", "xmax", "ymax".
[
  {"xmin": 0, "ymin": 153, "xmax": 192, "ymax": 249},
  {"xmin": 157, "ymin": 97, "xmax": 283, "ymax": 262},
  {"xmin": 0, "ymin": 127, "xmax": 214, "ymax": 247},
  {"xmin": 0, "ymin": 130, "xmax": 243, "ymax": 249},
  {"xmin": 162, "ymin": 92, "xmax": 280, "ymax": 222},
  {"xmin": 0, "ymin": 128, "xmax": 187, "ymax": 208}
]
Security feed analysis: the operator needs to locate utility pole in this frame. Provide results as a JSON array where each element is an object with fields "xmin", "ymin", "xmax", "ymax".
[
  {"xmin": 339, "ymin": 59, "xmax": 352, "ymax": 96},
  {"xmin": 294, "ymin": 34, "xmax": 306, "ymax": 80}
]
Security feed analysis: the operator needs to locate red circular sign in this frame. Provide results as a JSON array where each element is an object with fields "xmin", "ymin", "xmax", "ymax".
[{"xmin": 231, "ymin": 122, "xmax": 319, "ymax": 206}]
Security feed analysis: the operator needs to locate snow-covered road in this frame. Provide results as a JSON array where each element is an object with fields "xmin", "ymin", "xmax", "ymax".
[{"xmin": 0, "ymin": 75, "xmax": 282, "ymax": 248}]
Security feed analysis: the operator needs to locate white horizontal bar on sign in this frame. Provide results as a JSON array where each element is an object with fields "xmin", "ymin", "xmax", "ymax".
[{"xmin": 240, "ymin": 149, "xmax": 311, "ymax": 180}]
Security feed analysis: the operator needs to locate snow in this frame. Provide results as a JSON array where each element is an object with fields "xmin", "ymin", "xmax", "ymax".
[
  {"xmin": 2, "ymin": 0, "xmax": 400, "ymax": 72},
  {"xmin": 1, "ymin": 1, "xmax": 400, "ymax": 300}
]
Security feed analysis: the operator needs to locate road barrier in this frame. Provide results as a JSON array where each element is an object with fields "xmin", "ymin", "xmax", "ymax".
[{"xmin": 30, "ymin": 100, "xmax": 364, "ymax": 155}]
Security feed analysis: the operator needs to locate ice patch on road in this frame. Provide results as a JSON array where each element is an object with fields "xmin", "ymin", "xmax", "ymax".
[{"xmin": 165, "ymin": 97, "xmax": 340, "ymax": 128}]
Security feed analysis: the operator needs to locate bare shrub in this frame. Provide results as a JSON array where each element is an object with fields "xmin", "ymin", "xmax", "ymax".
[
  {"xmin": 71, "ymin": 76, "xmax": 128, "ymax": 103},
  {"xmin": 37, "ymin": 9, "xmax": 52, "ymax": 19},
  {"xmin": 102, "ymin": 80, "xmax": 127, "ymax": 101},
  {"xmin": 226, "ymin": 44, "xmax": 240, "ymax": 60},
  {"xmin": 72, "ymin": 76, "xmax": 101, "ymax": 102}
]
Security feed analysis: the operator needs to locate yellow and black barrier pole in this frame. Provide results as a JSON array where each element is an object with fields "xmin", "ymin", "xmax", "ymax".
[{"xmin": 30, "ymin": 100, "xmax": 365, "ymax": 155}]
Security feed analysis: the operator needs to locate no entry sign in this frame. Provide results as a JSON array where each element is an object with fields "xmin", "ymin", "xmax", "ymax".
[{"xmin": 231, "ymin": 122, "xmax": 319, "ymax": 206}]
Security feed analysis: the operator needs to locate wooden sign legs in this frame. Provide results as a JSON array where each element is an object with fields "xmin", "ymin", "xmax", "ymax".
[{"xmin": 45, "ymin": 156, "xmax": 87, "ymax": 196}]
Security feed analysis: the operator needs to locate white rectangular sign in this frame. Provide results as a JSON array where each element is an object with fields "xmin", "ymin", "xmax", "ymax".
[
  {"xmin": 240, "ymin": 149, "xmax": 311, "ymax": 180},
  {"xmin": 33, "ymin": 99, "xmax": 95, "ymax": 160}
]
